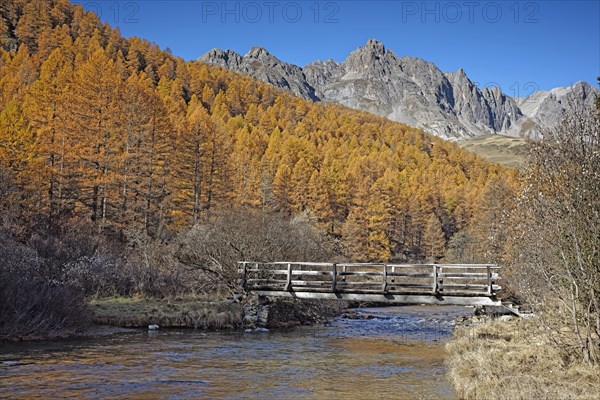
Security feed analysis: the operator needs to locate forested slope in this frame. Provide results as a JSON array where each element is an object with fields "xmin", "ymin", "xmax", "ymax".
[{"xmin": 0, "ymin": 0, "xmax": 521, "ymax": 264}]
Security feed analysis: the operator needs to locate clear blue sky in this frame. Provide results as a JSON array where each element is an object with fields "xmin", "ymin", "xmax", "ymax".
[{"xmin": 74, "ymin": 0, "xmax": 599, "ymax": 94}]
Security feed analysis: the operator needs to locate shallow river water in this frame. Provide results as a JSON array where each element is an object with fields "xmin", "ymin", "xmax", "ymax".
[{"xmin": 0, "ymin": 305, "xmax": 471, "ymax": 399}]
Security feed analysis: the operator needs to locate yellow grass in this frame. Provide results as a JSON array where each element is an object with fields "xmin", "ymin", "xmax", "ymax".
[
  {"xmin": 90, "ymin": 297, "xmax": 243, "ymax": 330},
  {"xmin": 446, "ymin": 318, "xmax": 600, "ymax": 400},
  {"xmin": 458, "ymin": 135, "xmax": 529, "ymax": 169}
]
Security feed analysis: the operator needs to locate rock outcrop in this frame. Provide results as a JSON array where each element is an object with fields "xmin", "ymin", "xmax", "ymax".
[
  {"xmin": 200, "ymin": 46, "xmax": 319, "ymax": 101},
  {"xmin": 199, "ymin": 39, "xmax": 598, "ymax": 140},
  {"xmin": 515, "ymin": 80, "xmax": 598, "ymax": 137}
]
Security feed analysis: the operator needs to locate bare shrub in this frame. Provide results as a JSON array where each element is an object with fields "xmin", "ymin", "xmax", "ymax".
[
  {"xmin": 507, "ymin": 104, "xmax": 600, "ymax": 364},
  {"xmin": 0, "ymin": 232, "xmax": 89, "ymax": 341},
  {"xmin": 120, "ymin": 242, "xmax": 204, "ymax": 298},
  {"xmin": 63, "ymin": 252, "xmax": 133, "ymax": 297},
  {"xmin": 174, "ymin": 208, "xmax": 337, "ymax": 296}
]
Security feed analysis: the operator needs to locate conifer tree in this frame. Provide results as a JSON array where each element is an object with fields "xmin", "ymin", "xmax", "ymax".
[
  {"xmin": 423, "ymin": 213, "xmax": 446, "ymax": 262},
  {"xmin": 272, "ymin": 163, "xmax": 292, "ymax": 213},
  {"xmin": 64, "ymin": 46, "xmax": 124, "ymax": 226},
  {"xmin": 24, "ymin": 47, "xmax": 74, "ymax": 219}
]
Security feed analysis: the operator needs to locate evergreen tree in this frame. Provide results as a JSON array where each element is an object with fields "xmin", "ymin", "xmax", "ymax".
[{"xmin": 423, "ymin": 213, "xmax": 446, "ymax": 262}]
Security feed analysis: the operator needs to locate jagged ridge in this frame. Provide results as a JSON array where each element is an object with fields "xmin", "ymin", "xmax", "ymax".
[{"xmin": 199, "ymin": 39, "xmax": 598, "ymax": 140}]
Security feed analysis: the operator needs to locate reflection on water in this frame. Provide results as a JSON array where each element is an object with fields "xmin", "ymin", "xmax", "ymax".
[{"xmin": 0, "ymin": 305, "xmax": 470, "ymax": 399}]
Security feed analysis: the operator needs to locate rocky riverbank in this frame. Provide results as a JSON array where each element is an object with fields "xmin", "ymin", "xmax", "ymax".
[
  {"xmin": 2, "ymin": 296, "xmax": 348, "ymax": 342},
  {"xmin": 91, "ymin": 295, "xmax": 347, "ymax": 333},
  {"xmin": 242, "ymin": 295, "xmax": 347, "ymax": 331}
]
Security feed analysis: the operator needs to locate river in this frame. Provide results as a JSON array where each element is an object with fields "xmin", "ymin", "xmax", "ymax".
[{"xmin": 0, "ymin": 305, "xmax": 471, "ymax": 399}]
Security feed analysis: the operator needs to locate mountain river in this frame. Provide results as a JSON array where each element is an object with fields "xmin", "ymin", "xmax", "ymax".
[{"xmin": 0, "ymin": 305, "xmax": 472, "ymax": 399}]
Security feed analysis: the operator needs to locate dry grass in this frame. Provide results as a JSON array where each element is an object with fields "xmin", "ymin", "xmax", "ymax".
[
  {"xmin": 458, "ymin": 135, "xmax": 529, "ymax": 169},
  {"xmin": 90, "ymin": 297, "xmax": 243, "ymax": 330},
  {"xmin": 446, "ymin": 318, "xmax": 600, "ymax": 400}
]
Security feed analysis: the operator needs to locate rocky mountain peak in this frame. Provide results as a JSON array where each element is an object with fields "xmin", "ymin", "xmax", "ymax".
[
  {"xmin": 449, "ymin": 68, "xmax": 467, "ymax": 79},
  {"xmin": 364, "ymin": 38, "xmax": 386, "ymax": 55},
  {"xmin": 445, "ymin": 69, "xmax": 472, "ymax": 91},
  {"xmin": 515, "ymin": 80, "xmax": 599, "ymax": 137},
  {"xmin": 342, "ymin": 38, "xmax": 397, "ymax": 77},
  {"xmin": 245, "ymin": 46, "xmax": 271, "ymax": 59},
  {"xmin": 199, "ymin": 44, "xmax": 319, "ymax": 101},
  {"xmin": 348, "ymin": 38, "xmax": 389, "ymax": 60},
  {"xmin": 199, "ymin": 41, "xmax": 598, "ymax": 140},
  {"xmin": 198, "ymin": 48, "xmax": 243, "ymax": 68}
]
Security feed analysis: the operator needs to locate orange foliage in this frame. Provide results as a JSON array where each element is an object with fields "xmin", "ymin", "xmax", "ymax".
[{"xmin": 0, "ymin": 0, "xmax": 522, "ymax": 261}]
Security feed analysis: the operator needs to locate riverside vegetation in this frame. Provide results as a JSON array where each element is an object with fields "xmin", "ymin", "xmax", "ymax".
[
  {"xmin": 447, "ymin": 101, "xmax": 600, "ymax": 398},
  {"xmin": 0, "ymin": 2, "xmax": 599, "ymax": 399},
  {"xmin": 447, "ymin": 318, "xmax": 600, "ymax": 400}
]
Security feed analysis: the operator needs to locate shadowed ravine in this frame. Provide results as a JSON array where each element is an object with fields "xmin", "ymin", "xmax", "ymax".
[{"xmin": 0, "ymin": 305, "xmax": 472, "ymax": 399}]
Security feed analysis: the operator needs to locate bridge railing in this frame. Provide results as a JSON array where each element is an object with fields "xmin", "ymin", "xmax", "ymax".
[{"xmin": 238, "ymin": 262, "xmax": 501, "ymax": 297}]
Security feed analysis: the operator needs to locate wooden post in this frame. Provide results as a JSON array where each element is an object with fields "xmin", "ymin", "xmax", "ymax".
[
  {"xmin": 332, "ymin": 263, "xmax": 337, "ymax": 292},
  {"xmin": 391, "ymin": 265, "xmax": 396, "ymax": 283},
  {"xmin": 342, "ymin": 264, "xmax": 347, "ymax": 282},
  {"xmin": 254, "ymin": 262, "xmax": 259, "ymax": 289},
  {"xmin": 382, "ymin": 264, "xmax": 388, "ymax": 293},
  {"xmin": 487, "ymin": 265, "xmax": 492, "ymax": 295},
  {"xmin": 432, "ymin": 264, "xmax": 438, "ymax": 294},
  {"xmin": 241, "ymin": 262, "xmax": 247, "ymax": 290},
  {"xmin": 285, "ymin": 262, "xmax": 292, "ymax": 291}
]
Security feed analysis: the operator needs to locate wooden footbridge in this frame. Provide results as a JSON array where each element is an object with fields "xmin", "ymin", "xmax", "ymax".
[{"xmin": 238, "ymin": 262, "xmax": 502, "ymax": 306}]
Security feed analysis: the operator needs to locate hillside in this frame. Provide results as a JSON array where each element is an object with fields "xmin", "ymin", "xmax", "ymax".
[
  {"xmin": 457, "ymin": 135, "xmax": 529, "ymax": 169},
  {"xmin": 0, "ymin": 0, "xmax": 521, "ymax": 264}
]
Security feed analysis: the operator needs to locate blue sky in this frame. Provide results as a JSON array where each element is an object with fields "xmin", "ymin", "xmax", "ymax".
[{"xmin": 74, "ymin": 0, "xmax": 599, "ymax": 94}]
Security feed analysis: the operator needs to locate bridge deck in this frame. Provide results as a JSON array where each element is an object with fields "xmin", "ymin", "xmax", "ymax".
[{"xmin": 238, "ymin": 262, "xmax": 502, "ymax": 306}]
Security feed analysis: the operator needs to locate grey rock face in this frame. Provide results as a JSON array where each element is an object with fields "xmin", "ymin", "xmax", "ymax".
[
  {"xmin": 303, "ymin": 58, "xmax": 342, "ymax": 98},
  {"xmin": 516, "ymin": 81, "xmax": 598, "ymax": 137},
  {"xmin": 199, "ymin": 40, "xmax": 598, "ymax": 140},
  {"xmin": 199, "ymin": 46, "xmax": 319, "ymax": 101},
  {"xmin": 200, "ymin": 48, "xmax": 243, "ymax": 69}
]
